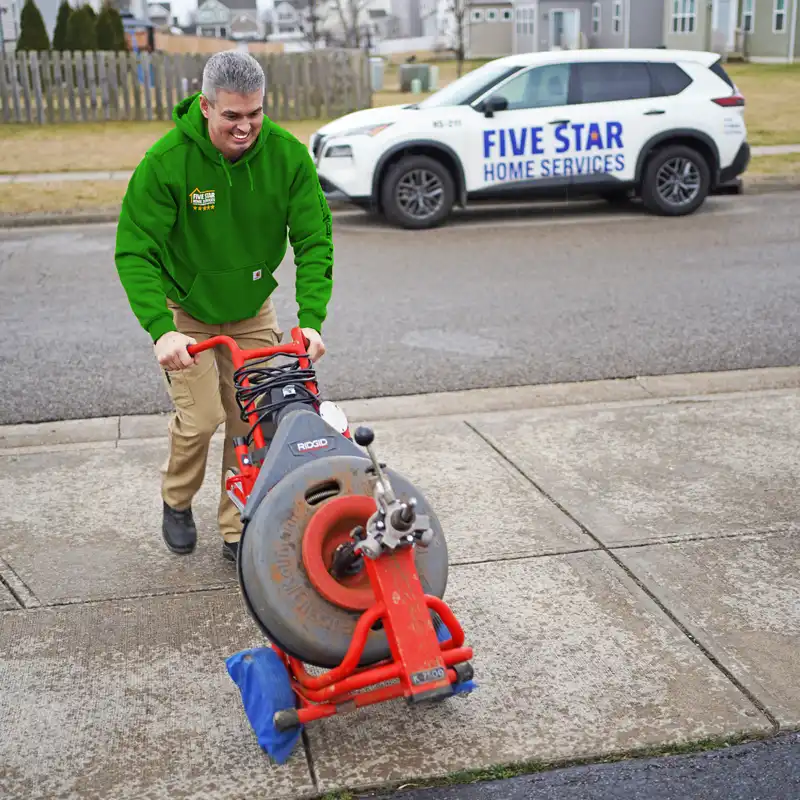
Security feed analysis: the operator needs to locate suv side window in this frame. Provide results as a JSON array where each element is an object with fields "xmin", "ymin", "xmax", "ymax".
[
  {"xmin": 489, "ymin": 62, "xmax": 573, "ymax": 110},
  {"xmin": 574, "ymin": 61, "xmax": 652, "ymax": 103},
  {"xmin": 648, "ymin": 62, "xmax": 693, "ymax": 96}
]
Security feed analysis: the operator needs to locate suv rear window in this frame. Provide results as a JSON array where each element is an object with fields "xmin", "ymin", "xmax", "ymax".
[
  {"xmin": 709, "ymin": 59, "xmax": 735, "ymax": 88},
  {"xmin": 573, "ymin": 62, "xmax": 652, "ymax": 103},
  {"xmin": 648, "ymin": 62, "xmax": 693, "ymax": 96}
]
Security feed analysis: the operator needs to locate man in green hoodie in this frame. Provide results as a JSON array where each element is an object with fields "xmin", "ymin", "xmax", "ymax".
[{"xmin": 114, "ymin": 50, "xmax": 333, "ymax": 563}]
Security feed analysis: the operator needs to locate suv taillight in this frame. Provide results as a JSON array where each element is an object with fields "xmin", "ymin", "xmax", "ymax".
[{"xmin": 713, "ymin": 93, "xmax": 745, "ymax": 107}]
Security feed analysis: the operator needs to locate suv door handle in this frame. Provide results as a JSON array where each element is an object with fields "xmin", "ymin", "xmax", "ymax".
[
  {"xmin": 644, "ymin": 109, "xmax": 665, "ymax": 115},
  {"xmin": 549, "ymin": 119, "xmax": 570, "ymax": 125}
]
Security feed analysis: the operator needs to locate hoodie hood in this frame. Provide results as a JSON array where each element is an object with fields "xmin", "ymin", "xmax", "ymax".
[{"xmin": 172, "ymin": 92, "xmax": 266, "ymax": 190}]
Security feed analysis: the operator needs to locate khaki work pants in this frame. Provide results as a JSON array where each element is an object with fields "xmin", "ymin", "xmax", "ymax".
[{"xmin": 160, "ymin": 298, "xmax": 283, "ymax": 543}]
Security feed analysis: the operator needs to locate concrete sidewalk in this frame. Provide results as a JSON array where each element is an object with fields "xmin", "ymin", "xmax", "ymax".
[{"xmin": 1, "ymin": 368, "xmax": 799, "ymax": 799}]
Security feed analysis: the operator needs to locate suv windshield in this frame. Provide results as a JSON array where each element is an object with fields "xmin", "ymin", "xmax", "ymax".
[{"xmin": 414, "ymin": 61, "xmax": 524, "ymax": 109}]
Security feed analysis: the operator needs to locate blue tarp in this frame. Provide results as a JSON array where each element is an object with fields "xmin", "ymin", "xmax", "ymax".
[{"xmin": 226, "ymin": 647, "xmax": 303, "ymax": 765}]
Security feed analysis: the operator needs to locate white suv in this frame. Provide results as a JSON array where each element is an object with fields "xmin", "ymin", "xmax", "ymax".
[{"xmin": 308, "ymin": 48, "xmax": 750, "ymax": 229}]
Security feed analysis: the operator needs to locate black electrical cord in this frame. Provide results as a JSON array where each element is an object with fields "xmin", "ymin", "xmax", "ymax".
[{"xmin": 232, "ymin": 352, "xmax": 320, "ymax": 445}]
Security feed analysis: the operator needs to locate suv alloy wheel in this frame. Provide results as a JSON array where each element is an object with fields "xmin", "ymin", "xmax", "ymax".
[
  {"xmin": 380, "ymin": 154, "xmax": 456, "ymax": 229},
  {"xmin": 640, "ymin": 144, "xmax": 711, "ymax": 216}
]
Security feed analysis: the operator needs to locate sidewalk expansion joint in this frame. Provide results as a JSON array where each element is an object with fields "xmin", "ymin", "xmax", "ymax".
[
  {"xmin": 450, "ymin": 546, "xmax": 602, "ymax": 568},
  {"xmin": 301, "ymin": 729, "xmax": 320, "ymax": 795},
  {"xmin": 0, "ymin": 558, "xmax": 41, "ymax": 609},
  {"xmin": 19, "ymin": 582, "xmax": 237, "ymax": 611},
  {"xmin": 463, "ymin": 420, "xmax": 782, "ymax": 733},
  {"xmin": 607, "ymin": 526, "xmax": 798, "ymax": 552}
]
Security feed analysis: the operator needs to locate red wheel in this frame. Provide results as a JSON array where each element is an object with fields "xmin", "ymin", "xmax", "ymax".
[{"xmin": 301, "ymin": 494, "xmax": 377, "ymax": 611}]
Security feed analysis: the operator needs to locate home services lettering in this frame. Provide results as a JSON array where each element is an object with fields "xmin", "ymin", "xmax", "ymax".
[{"xmin": 483, "ymin": 121, "xmax": 625, "ymax": 182}]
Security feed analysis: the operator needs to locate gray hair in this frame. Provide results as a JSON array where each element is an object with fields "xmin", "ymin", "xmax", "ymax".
[{"xmin": 202, "ymin": 50, "xmax": 265, "ymax": 104}]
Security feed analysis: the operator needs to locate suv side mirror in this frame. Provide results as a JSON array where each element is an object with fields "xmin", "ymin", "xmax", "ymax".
[{"xmin": 482, "ymin": 95, "xmax": 508, "ymax": 118}]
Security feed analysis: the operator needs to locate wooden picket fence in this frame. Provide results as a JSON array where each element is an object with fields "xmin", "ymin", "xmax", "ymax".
[{"xmin": 0, "ymin": 48, "xmax": 373, "ymax": 125}]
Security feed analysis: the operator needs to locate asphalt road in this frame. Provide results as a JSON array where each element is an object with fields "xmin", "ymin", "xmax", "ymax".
[
  {"xmin": 1, "ymin": 191, "xmax": 799, "ymax": 425},
  {"xmin": 372, "ymin": 733, "xmax": 800, "ymax": 800}
]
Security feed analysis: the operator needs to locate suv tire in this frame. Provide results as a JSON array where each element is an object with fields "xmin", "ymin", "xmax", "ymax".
[
  {"xmin": 380, "ymin": 154, "xmax": 455, "ymax": 229},
  {"xmin": 640, "ymin": 144, "xmax": 711, "ymax": 217}
]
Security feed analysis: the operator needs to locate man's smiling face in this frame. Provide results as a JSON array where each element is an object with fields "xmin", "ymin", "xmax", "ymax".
[{"xmin": 200, "ymin": 89, "xmax": 264, "ymax": 161}]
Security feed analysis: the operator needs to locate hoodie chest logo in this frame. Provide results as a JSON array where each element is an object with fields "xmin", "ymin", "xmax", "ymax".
[{"xmin": 189, "ymin": 188, "xmax": 216, "ymax": 212}]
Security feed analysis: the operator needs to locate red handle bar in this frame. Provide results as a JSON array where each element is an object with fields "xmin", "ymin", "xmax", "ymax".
[
  {"xmin": 186, "ymin": 326, "xmax": 310, "ymax": 371},
  {"xmin": 185, "ymin": 326, "xmax": 316, "ymax": 452}
]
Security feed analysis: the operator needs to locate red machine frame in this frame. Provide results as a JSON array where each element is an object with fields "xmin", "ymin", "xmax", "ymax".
[{"xmin": 187, "ymin": 328, "xmax": 474, "ymax": 727}]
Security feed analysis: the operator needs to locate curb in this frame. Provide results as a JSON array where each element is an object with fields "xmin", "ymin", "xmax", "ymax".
[
  {"xmin": 2, "ymin": 366, "xmax": 799, "ymax": 451},
  {"xmin": 740, "ymin": 175, "xmax": 800, "ymax": 194}
]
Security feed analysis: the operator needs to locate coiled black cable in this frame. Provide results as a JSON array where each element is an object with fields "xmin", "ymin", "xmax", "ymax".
[{"xmin": 232, "ymin": 352, "xmax": 320, "ymax": 445}]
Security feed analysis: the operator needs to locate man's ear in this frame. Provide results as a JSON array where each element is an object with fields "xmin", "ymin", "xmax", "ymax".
[{"xmin": 199, "ymin": 95, "xmax": 210, "ymax": 119}]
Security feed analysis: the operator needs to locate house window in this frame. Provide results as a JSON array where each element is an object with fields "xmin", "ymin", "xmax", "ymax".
[
  {"xmin": 742, "ymin": 0, "xmax": 754, "ymax": 32},
  {"xmin": 502, "ymin": 9, "xmax": 512, "ymax": 20},
  {"xmin": 773, "ymin": 0, "xmax": 785, "ymax": 31},
  {"xmin": 671, "ymin": 0, "xmax": 697, "ymax": 33},
  {"xmin": 485, "ymin": 8, "xmax": 498, "ymax": 21},
  {"xmin": 592, "ymin": 2, "xmax": 601, "ymax": 34},
  {"xmin": 515, "ymin": 6, "xmax": 534, "ymax": 35},
  {"xmin": 612, "ymin": 0, "xmax": 622, "ymax": 33},
  {"xmin": 470, "ymin": 9, "xmax": 483, "ymax": 22}
]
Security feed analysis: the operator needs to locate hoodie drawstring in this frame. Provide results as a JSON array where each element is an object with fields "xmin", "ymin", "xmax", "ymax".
[
  {"xmin": 218, "ymin": 153, "xmax": 233, "ymax": 188},
  {"xmin": 217, "ymin": 153, "xmax": 254, "ymax": 192}
]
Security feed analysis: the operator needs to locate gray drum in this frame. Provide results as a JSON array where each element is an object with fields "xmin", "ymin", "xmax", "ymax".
[{"xmin": 237, "ymin": 454, "xmax": 449, "ymax": 669}]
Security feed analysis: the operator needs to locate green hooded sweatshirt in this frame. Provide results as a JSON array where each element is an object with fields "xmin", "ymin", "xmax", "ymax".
[{"xmin": 114, "ymin": 93, "xmax": 333, "ymax": 343}]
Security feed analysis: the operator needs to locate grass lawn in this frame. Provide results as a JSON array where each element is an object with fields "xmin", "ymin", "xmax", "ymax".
[
  {"xmin": 748, "ymin": 152, "xmax": 800, "ymax": 176},
  {"xmin": 726, "ymin": 62, "xmax": 800, "ymax": 146},
  {"xmin": 0, "ymin": 90, "xmax": 416, "ymax": 175},
  {"xmin": 0, "ymin": 180, "xmax": 129, "ymax": 214}
]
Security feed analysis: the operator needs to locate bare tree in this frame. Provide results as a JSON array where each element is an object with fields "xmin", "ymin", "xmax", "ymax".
[
  {"xmin": 447, "ymin": 0, "xmax": 468, "ymax": 77},
  {"xmin": 301, "ymin": 0, "xmax": 324, "ymax": 48},
  {"xmin": 330, "ymin": 0, "xmax": 370, "ymax": 48}
]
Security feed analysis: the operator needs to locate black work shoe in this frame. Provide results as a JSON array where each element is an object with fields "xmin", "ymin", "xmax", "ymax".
[
  {"xmin": 222, "ymin": 540, "xmax": 239, "ymax": 563},
  {"xmin": 162, "ymin": 502, "xmax": 197, "ymax": 554}
]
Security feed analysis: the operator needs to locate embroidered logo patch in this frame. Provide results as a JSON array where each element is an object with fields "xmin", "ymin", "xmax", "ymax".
[
  {"xmin": 253, "ymin": 269, "xmax": 262, "ymax": 281},
  {"xmin": 189, "ymin": 187, "xmax": 216, "ymax": 211}
]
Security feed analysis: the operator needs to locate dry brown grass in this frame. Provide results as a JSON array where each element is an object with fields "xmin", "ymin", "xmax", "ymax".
[
  {"xmin": 725, "ymin": 62, "xmax": 800, "ymax": 146},
  {"xmin": 748, "ymin": 153, "xmax": 800, "ymax": 176},
  {"xmin": 0, "ymin": 180, "xmax": 128, "ymax": 214}
]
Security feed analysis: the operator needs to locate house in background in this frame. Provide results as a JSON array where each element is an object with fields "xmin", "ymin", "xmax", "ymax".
[
  {"xmin": 147, "ymin": 1, "xmax": 173, "ymax": 29},
  {"xmin": 663, "ymin": 0, "xmax": 798, "ymax": 62},
  {"xmin": 194, "ymin": 0, "xmax": 262, "ymax": 40},
  {"xmin": 467, "ymin": 0, "xmax": 663, "ymax": 58},
  {"xmin": 466, "ymin": 0, "xmax": 514, "ymax": 57},
  {"xmin": 266, "ymin": 0, "xmax": 307, "ymax": 44},
  {"xmin": 587, "ymin": 0, "xmax": 664, "ymax": 48},
  {"xmin": 194, "ymin": 0, "xmax": 230, "ymax": 37},
  {"xmin": 738, "ymin": 0, "xmax": 800, "ymax": 61},
  {"xmin": 226, "ymin": 0, "xmax": 261, "ymax": 40}
]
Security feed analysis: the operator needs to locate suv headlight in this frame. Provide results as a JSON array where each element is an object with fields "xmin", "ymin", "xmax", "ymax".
[
  {"xmin": 325, "ymin": 144, "xmax": 353, "ymax": 158},
  {"xmin": 337, "ymin": 122, "xmax": 395, "ymax": 137}
]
